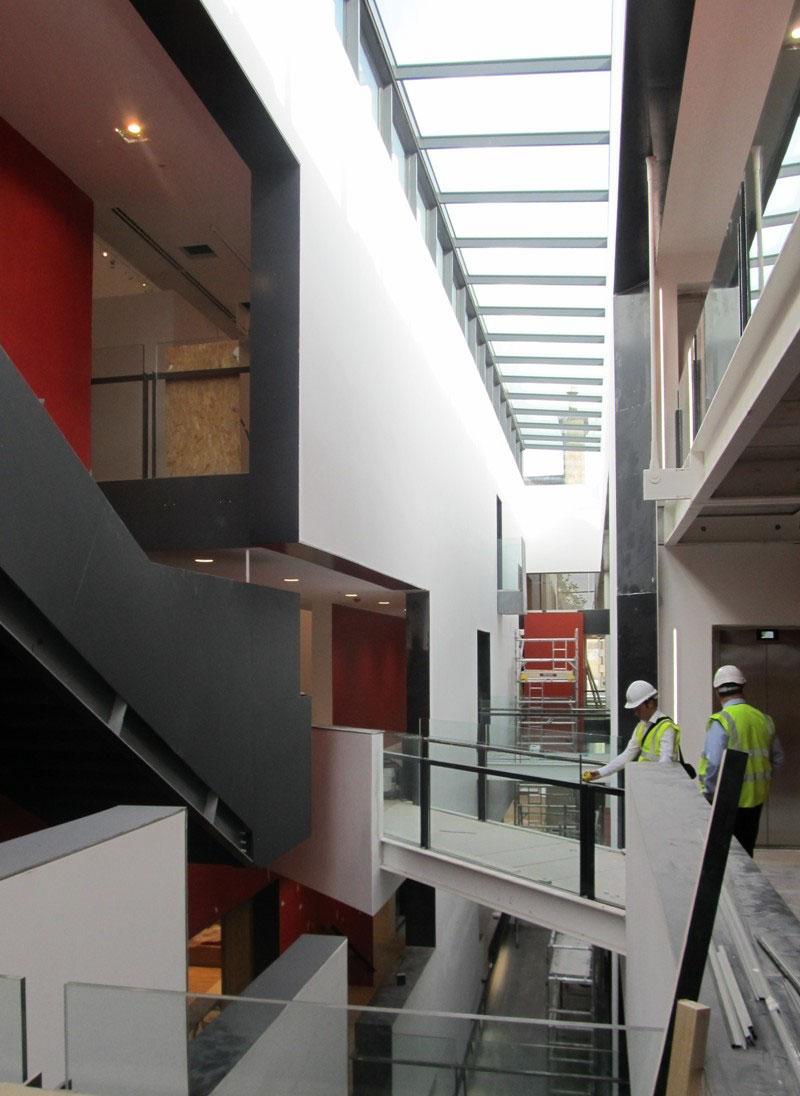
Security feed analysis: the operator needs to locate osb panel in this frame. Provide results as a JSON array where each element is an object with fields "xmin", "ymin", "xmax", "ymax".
[
  {"xmin": 162, "ymin": 339, "xmax": 239, "ymax": 373},
  {"xmin": 165, "ymin": 376, "xmax": 245, "ymax": 476}
]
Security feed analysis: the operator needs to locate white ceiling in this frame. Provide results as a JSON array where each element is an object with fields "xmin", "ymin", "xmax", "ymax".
[{"xmin": 150, "ymin": 547, "xmax": 407, "ymax": 617}]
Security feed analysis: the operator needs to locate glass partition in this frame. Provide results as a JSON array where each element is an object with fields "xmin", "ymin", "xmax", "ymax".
[
  {"xmin": 64, "ymin": 982, "xmax": 637, "ymax": 1095},
  {"xmin": 0, "ymin": 975, "xmax": 26, "ymax": 1084},
  {"xmin": 680, "ymin": 63, "xmax": 800, "ymax": 444},
  {"xmin": 382, "ymin": 731, "xmax": 623, "ymax": 904},
  {"xmin": 91, "ymin": 339, "xmax": 250, "ymax": 481}
]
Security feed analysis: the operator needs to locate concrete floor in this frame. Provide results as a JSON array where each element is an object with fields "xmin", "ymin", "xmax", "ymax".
[{"xmin": 753, "ymin": 847, "xmax": 800, "ymax": 920}]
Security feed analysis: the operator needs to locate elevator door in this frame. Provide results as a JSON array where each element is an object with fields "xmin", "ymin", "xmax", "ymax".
[{"xmin": 714, "ymin": 627, "xmax": 800, "ymax": 847}]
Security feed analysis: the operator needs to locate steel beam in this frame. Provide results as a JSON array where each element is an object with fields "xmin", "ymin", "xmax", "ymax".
[
  {"xmin": 381, "ymin": 839, "xmax": 624, "ymax": 953},
  {"xmin": 512, "ymin": 392, "xmax": 603, "ymax": 403},
  {"xmin": 441, "ymin": 189, "xmax": 609, "ymax": 203},
  {"xmin": 496, "ymin": 355, "xmax": 604, "ymax": 366},
  {"xmin": 517, "ymin": 407, "xmax": 602, "ymax": 418},
  {"xmin": 503, "ymin": 375, "xmax": 603, "ymax": 386},
  {"xmin": 518, "ymin": 420, "xmax": 602, "ymax": 431},
  {"xmin": 479, "ymin": 306, "xmax": 606, "ymax": 317},
  {"xmin": 456, "ymin": 236, "xmax": 607, "ymax": 248},
  {"xmin": 469, "ymin": 274, "xmax": 605, "ymax": 286},
  {"xmin": 489, "ymin": 333, "xmax": 605, "ymax": 343},
  {"xmin": 420, "ymin": 131, "xmax": 609, "ymax": 149},
  {"xmin": 394, "ymin": 56, "xmax": 612, "ymax": 79}
]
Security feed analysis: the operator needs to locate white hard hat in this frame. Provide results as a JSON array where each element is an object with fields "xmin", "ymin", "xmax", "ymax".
[
  {"xmin": 713, "ymin": 664, "xmax": 746, "ymax": 689},
  {"xmin": 624, "ymin": 680, "xmax": 657, "ymax": 708}
]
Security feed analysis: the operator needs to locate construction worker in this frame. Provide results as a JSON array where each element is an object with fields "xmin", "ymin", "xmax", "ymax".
[
  {"xmin": 583, "ymin": 680, "xmax": 681, "ymax": 780},
  {"xmin": 699, "ymin": 665, "xmax": 783, "ymax": 857}
]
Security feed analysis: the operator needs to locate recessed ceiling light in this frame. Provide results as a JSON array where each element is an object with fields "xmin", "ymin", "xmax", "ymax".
[
  {"xmin": 345, "ymin": 593, "xmax": 360, "ymax": 599},
  {"xmin": 194, "ymin": 557, "xmax": 214, "ymax": 564},
  {"xmin": 283, "ymin": 577, "xmax": 300, "ymax": 583},
  {"xmin": 115, "ymin": 120, "xmax": 149, "ymax": 144},
  {"xmin": 791, "ymin": 25, "xmax": 800, "ymax": 39},
  {"xmin": 378, "ymin": 601, "xmax": 390, "ymax": 606},
  {"xmin": 102, "ymin": 250, "xmax": 109, "ymax": 258}
]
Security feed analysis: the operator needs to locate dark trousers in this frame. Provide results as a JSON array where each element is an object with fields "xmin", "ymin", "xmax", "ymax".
[{"xmin": 733, "ymin": 804, "xmax": 763, "ymax": 857}]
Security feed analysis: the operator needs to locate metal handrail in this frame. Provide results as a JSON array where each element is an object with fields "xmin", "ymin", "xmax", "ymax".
[{"xmin": 383, "ymin": 746, "xmax": 623, "ymax": 901}]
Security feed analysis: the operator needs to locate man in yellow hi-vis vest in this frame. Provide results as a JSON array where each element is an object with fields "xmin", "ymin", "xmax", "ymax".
[
  {"xmin": 583, "ymin": 680, "xmax": 681, "ymax": 781},
  {"xmin": 700, "ymin": 664, "xmax": 783, "ymax": 857}
]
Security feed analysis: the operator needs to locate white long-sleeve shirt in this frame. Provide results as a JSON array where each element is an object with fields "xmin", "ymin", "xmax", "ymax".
[{"xmin": 595, "ymin": 709, "xmax": 677, "ymax": 778}]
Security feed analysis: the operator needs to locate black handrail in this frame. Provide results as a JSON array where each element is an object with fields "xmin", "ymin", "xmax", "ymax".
[{"xmin": 385, "ymin": 748, "xmax": 622, "ymax": 901}]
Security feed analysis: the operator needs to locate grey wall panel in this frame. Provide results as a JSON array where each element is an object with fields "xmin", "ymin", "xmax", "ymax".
[
  {"xmin": 0, "ymin": 348, "xmax": 309, "ymax": 864},
  {"xmin": 101, "ymin": 476, "xmax": 251, "ymax": 551},
  {"xmin": 613, "ymin": 290, "xmax": 658, "ymax": 722}
]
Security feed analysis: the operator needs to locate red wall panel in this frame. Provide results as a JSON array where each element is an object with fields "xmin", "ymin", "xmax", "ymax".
[
  {"xmin": 522, "ymin": 611, "xmax": 585, "ymax": 706},
  {"xmin": 0, "ymin": 115, "xmax": 93, "ymax": 466},
  {"xmin": 332, "ymin": 605, "xmax": 406, "ymax": 732}
]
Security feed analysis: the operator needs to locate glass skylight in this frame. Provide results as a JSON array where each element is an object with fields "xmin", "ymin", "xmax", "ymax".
[
  {"xmin": 375, "ymin": 0, "xmax": 612, "ymax": 64},
  {"xmin": 461, "ymin": 247, "xmax": 607, "ymax": 278},
  {"xmin": 472, "ymin": 284, "xmax": 608, "ymax": 310},
  {"xmin": 427, "ymin": 146, "xmax": 610, "ymax": 193},
  {"xmin": 485, "ymin": 315, "xmax": 606, "ymax": 337},
  {"xmin": 445, "ymin": 202, "xmax": 608, "ymax": 239},
  {"xmin": 370, "ymin": 0, "xmax": 614, "ymax": 459},
  {"xmin": 405, "ymin": 73, "xmax": 611, "ymax": 136}
]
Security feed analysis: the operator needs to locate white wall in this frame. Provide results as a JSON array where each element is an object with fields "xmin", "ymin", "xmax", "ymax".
[
  {"xmin": 209, "ymin": 940, "xmax": 347, "ymax": 1096},
  {"xmin": 0, "ymin": 809, "xmax": 186, "ymax": 1088},
  {"xmin": 658, "ymin": 542, "xmax": 800, "ymax": 760},
  {"xmin": 200, "ymin": 0, "xmax": 523, "ymax": 726},
  {"xmin": 270, "ymin": 726, "xmax": 400, "ymax": 915}
]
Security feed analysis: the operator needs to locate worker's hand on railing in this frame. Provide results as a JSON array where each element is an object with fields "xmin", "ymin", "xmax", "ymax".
[{"xmin": 582, "ymin": 770, "xmax": 601, "ymax": 782}]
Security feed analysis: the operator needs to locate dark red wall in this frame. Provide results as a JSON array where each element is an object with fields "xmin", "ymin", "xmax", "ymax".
[
  {"xmin": 522, "ymin": 611, "xmax": 585, "ymax": 706},
  {"xmin": 0, "ymin": 115, "xmax": 93, "ymax": 466},
  {"xmin": 332, "ymin": 605, "xmax": 406, "ymax": 732}
]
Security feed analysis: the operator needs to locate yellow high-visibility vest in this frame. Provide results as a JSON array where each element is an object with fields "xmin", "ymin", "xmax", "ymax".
[
  {"xmin": 707, "ymin": 704, "xmax": 775, "ymax": 808},
  {"xmin": 634, "ymin": 717, "xmax": 680, "ymax": 763}
]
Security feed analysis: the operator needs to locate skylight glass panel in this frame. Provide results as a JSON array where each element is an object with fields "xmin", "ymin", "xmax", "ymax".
[
  {"xmin": 472, "ymin": 284, "xmax": 607, "ymax": 309},
  {"xmin": 446, "ymin": 202, "xmax": 608, "ymax": 239},
  {"xmin": 405, "ymin": 73, "xmax": 610, "ymax": 136},
  {"xmin": 755, "ymin": 223, "xmax": 792, "ymax": 257},
  {"xmin": 783, "ymin": 116, "xmax": 800, "ymax": 165},
  {"xmin": 428, "ymin": 146, "xmax": 609, "ymax": 192},
  {"xmin": 507, "ymin": 383, "xmax": 602, "ymax": 397},
  {"xmin": 375, "ymin": 0, "xmax": 612, "ymax": 64},
  {"xmin": 462, "ymin": 247, "xmax": 607, "ymax": 277},
  {"xmin": 484, "ymin": 315, "xmax": 606, "ymax": 337},
  {"xmin": 762, "ymin": 176, "xmax": 800, "ymax": 217},
  {"xmin": 494, "ymin": 343, "xmax": 604, "ymax": 362}
]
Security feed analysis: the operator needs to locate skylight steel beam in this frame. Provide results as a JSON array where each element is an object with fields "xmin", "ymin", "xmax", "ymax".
[
  {"xmin": 503, "ymin": 375, "xmax": 603, "ymax": 386},
  {"xmin": 512, "ymin": 392, "xmax": 602, "ymax": 403},
  {"xmin": 518, "ymin": 421, "xmax": 602, "ymax": 431},
  {"xmin": 496, "ymin": 355, "xmax": 604, "ymax": 366},
  {"xmin": 524, "ymin": 441, "xmax": 601, "ymax": 451},
  {"xmin": 519, "ymin": 429, "xmax": 600, "ymax": 442},
  {"xmin": 394, "ymin": 56, "xmax": 612, "ymax": 80},
  {"xmin": 469, "ymin": 275, "xmax": 606, "ymax": 286},
  {"xmin": 489, "ymin": 333, "xmax": 605, "ymax": 343},
  {"xmin": 420, "ymin": 131, "xmax": 609, "ymax": 149},
  {"xmin": 440, "ymin": 190, "xmax": 609, "ymax": 204},
  {"xmin": 455, "ymin": 236, "xmax": 607, "ymax": 249},
  {"xmin": 478, "ymin": 306, "xmax": 606, "ymax": 318},
  {"xmin": 517, "ymin": 407, "xmax": 602, "ymax": 418}
]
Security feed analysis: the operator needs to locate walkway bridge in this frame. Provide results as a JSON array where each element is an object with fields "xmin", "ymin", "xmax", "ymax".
[{"xmin": 379, "ymin": 733, "xmax": 626, "ymax": 954}]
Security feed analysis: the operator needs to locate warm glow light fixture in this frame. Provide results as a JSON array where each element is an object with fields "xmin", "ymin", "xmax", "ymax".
[
  {"xmin": 194, "ymin": 558, "xmax": 214, "ymax": 564},
  {"xmin": 344, "ymin": 593, "xmax": 359, "ymax": 599},
  {"xmin": 115, "ymin": 119, "xmax": 149, "ymax": 144},
  {"xmin": 378, "ymin": 601, "xmax": 390, "ymax": 606},
  {"xmin": 791, "ymin": 24, "xmax": 800, "ymax": 39},
  {"xmin": 283, "ymin": 577, "xmax": 300, "ymax": 583}
]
